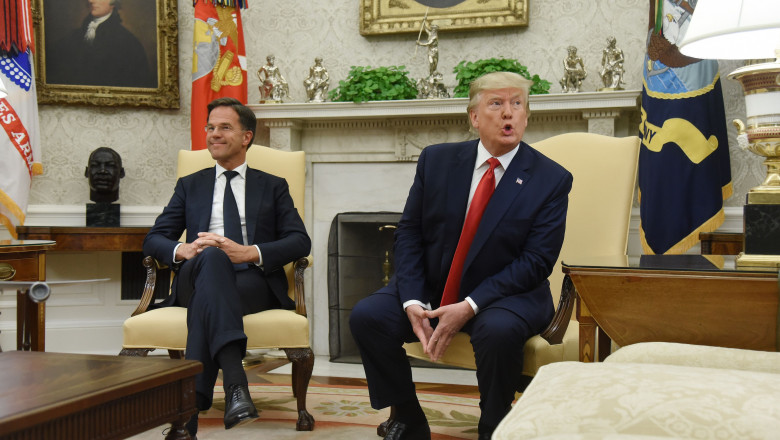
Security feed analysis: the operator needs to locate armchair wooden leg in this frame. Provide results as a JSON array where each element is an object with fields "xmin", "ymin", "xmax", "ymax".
[
  {"xmin": 168, "ymin": 349, "xmax": 185, "ymax": 359},
  {"xmin": 119, "ymin": 348, "xmax": 154, "ymax": 357},
  {"xmin": 282, "ymin": 347, "xmax": 315, "ymax": 431}
]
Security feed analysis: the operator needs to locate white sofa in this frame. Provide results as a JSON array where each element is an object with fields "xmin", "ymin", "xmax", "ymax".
[{"xmin": 493, "ymin": 343, "xmax": 780, "ymax": 439}]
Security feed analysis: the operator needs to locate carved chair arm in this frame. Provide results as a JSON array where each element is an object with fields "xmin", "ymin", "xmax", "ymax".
[
  {"xmin": 293, "ymin": 255, "xmax": 312, "ymax": 317},
  {"xmin": 130, "ymin": 256, "xmax": 167, "ymax": 317},
  {"xmin": 539, "ymin": 274, "xmax": 577, "ymax": 345}
]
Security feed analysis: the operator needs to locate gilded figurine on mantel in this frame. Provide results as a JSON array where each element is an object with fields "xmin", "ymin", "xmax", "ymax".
[
  {"xmin": 303, "ymin": 57, "xmax": 330, "ymax": 103},
  {"xmin": 257, "ymin": 54, "xmax": 290, "ymax": 103},
  {"xmin": 599, "ymin": 36, "xmax": 625, "ymax": 91},
  {"xmin": 559, "ymin": 46, "xmax": 587, "ymax": 93},
  {"xmin": 415, "ymin": 20, "xmax": 449, "ymax": 99}
]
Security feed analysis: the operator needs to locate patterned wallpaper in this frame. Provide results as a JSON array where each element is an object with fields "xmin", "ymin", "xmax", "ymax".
[{"xmin": 31, "ymin": 0, "xmax": 760, "ymax": 208}]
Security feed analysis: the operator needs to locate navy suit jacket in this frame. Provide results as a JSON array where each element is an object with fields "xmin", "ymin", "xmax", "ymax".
[
  {"xmin": 382, "ymin": 139, "xmax": 572, "ymax": 333},
  {"xmin": 143, "ymin": 166, "xmax": 311, "ymax": 309}
]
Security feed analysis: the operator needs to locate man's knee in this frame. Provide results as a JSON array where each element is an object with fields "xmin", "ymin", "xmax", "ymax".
[
  {"xmin": 189, "ymin": 247, "xmax": 234, "ymax": 276},
  {"xmin": 471, "ymin": 311, "xmax": 532, "ymax": 352},
  {"xmin": 197, "ymin": 246, "xmax": 232, "ymax": 264},
  {"xmin": 349, "ymin": 296, "xmax": 376, "ymax": 337},
  {"xmin": 349, "ymin": 293, "xmax": 401, "ymax": 341}
]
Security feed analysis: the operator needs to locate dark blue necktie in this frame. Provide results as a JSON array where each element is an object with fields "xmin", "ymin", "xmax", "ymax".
[{"xmin": 222, "ymin": 170, "xmax": 243, "ymax": 245}]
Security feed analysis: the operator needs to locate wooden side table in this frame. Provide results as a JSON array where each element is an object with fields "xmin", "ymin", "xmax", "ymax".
[
  {"xmin": 0, "ymin": 240, "xmax": 55, "ymax": 352},
  {"xmin": 699, "ymin": 232, "xmax": 743, "ymax": 255},
  {"xmin": 564, "ymin": 255, "xmax": 779, "ymax": 362},
  {"xmin": 15, "ymin": 226, "xmax": 149, "ymax": 252},
  {"xmin": 14, "ymin": 226, "xmax": 168, "ymax": 301}
]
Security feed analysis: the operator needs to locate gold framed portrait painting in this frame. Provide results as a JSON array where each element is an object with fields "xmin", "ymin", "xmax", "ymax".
[
  {"xmin": 32, "ymin": 0, "xmax": 179, "ymax": 108},
  {"xmin": 360, "ymin": 0, "xmax": 529, "ymax": 36}
]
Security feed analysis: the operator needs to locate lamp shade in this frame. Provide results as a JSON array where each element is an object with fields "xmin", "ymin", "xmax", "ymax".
[{"xmin": 678, "ymin": 0, "xmax": 780, "ymax": 60}]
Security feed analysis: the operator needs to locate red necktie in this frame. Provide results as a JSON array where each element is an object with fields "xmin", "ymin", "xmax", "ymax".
[{"xmin": 440, "ymin": 157, "xmax": 500, "ymax": 307}]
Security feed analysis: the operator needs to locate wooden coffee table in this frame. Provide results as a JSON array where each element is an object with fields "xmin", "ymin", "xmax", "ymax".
[{"xmin": 0, "ymin": 351, "xmax": 202, "ymax": 440}]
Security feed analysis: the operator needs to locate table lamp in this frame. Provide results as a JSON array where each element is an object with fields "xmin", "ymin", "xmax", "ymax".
[{"xmin": 679, "ymin": 0, "xmax": 780, "ymax": 267}]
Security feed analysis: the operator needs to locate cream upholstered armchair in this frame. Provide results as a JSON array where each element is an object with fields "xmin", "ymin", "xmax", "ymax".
[
  {"xmin": 119, "ymin": 146, "xmax": 314, "ymax": 431},
  {"xmin": 403, "ymin": 133, "xmax": 640, "ymax": 382}
]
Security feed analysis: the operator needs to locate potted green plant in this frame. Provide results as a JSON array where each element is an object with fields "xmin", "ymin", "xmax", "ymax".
[
  {"xmin": 452, "ymin": 58, "xmax": 551, "ymax": 97},
  {"xmin": 328, "ymin": 65, "xmax": 418, "ymax": 103}
]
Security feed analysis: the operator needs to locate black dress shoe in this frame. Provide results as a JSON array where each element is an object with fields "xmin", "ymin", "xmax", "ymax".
[
  {"xmin": 384, "ymin": 420, "xmax": 431, "ymax": 440},
  {"xmin": 223, "ymin": 384, "xmax": 259, "ymax": 429},
  {"xmin": 377, "ymin": 417, "xmax": 395, "ymax": 437}
]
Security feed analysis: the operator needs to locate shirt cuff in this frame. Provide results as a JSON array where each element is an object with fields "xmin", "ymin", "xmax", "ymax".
[
  {"xmin": 172, "ymin": 243, "xmax": 183, "ymax": 264},
  {"xmin": 465, "ymin": 296, "xmax": 479, "ymax": 315},
  {"xmin": 253, "ymin": 244, "xmax": 263, "ymax": 267},
  {"xmin": 402, "ymin": 299, "xmax": 431, "ymax": 311}
]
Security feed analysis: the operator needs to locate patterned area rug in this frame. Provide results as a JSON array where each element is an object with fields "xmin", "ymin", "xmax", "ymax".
[{"xmin": 133, "ymin": 383, "xmax": 481, "ymax": 439}]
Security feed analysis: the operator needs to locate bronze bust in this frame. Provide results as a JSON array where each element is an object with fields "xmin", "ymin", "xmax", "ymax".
[{"xmin": 85, "ymin": 147, "xmax": 125, "ymax": 203}]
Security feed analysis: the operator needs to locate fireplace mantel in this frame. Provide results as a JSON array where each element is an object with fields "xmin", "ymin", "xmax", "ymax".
[{"xmin": 249, "ymin": 90, "xmax": 641, "ymax": 160}]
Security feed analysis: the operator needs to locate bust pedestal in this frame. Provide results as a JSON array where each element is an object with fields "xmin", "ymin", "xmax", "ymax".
[{"xmin": 86, "ymin": 203, "xmax": 120, "ymax": 227}]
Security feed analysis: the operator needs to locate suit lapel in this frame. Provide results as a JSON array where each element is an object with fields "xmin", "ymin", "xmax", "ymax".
[
  {"xmin": 196, "ymin": 168, "xmax": 216, "ymax": 234},
  {"xmin": 440, "ymin": 141, "xmax": 478, "ymax": 277},
  {"xmin": 463, "ymin": 142, "xmax": 534, "ymax": 270},
  {"xmin": 244, "ymin": 168, "xmax": 267, "ymax": 244}
]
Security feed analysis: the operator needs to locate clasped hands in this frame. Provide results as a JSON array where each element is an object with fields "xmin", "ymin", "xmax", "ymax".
[
  {"xmin": 174, "ymin": 232, "xmax": 258, "ymax": 264},
  {"xmin": 407, "ymin": 301, "xmax": 475, "ymax": 362}
]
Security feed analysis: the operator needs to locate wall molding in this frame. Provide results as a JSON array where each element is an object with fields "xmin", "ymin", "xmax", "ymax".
[{"xmin": 23, "ymin": 204, "xmax": 162, "ymax": 227}]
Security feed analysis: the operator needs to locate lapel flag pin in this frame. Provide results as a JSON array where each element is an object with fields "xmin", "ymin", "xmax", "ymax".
[{"xmin": 516, "ymin": 178, "xmax": 523, "ymax": 185}]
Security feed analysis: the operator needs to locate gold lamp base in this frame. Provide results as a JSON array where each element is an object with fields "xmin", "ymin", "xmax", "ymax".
[
  {"xmin": 729, "ymin": 58, "xmax": 780, "ymax": 268},
  {"xmin": 729, "ymin": 58, "xmax": 780, "ymax": 203},
  {"xmin": 736, "ymin": 252, "xmax": 780, "ymax": 268}
]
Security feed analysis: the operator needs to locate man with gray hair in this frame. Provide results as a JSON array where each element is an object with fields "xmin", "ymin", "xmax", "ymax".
[{"xmin": 350, "ymin": 72, "xmax": 573, "ymax": 440}]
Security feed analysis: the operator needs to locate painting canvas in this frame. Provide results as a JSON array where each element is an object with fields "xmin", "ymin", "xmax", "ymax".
[{"xmin": 32, "ymin": 0, "xmax": 179, "ymax": 108}]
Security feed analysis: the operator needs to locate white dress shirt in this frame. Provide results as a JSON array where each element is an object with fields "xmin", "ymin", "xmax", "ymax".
[{"xmin": 172, "ymin": 162, "xmax": 263, "ymax": 266}]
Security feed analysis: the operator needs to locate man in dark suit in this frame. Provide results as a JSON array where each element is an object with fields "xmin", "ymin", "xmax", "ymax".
[
  {"xmin": 350, "ymin": 72, "xmax": 572, "ymax": 440},
  {"xmin": 144, "ymin": 97, "xmax": 310, "ymax": 437}
]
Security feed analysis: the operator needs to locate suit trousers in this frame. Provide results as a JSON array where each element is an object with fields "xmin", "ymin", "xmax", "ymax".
[
  {"xmin": 175, "ymin": 246, "xmax": 278, "ymax": 409},
  {"xmin": 349, "ymin": 291, "xmax": 533, "ymax": 429}
]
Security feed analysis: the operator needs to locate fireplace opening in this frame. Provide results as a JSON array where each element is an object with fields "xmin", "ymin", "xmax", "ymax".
[{"xmin": 328, "ymin": 212, "xmax": 401, "ymax": 363}]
